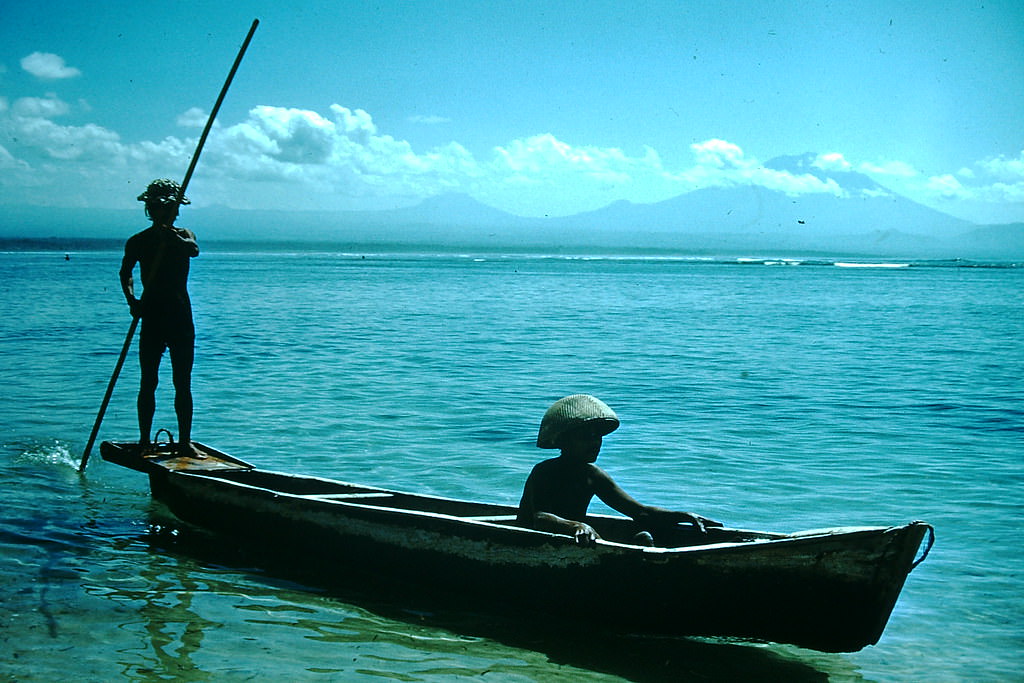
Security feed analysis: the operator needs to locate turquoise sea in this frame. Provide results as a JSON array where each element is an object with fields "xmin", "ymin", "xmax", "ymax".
[{"xmin": 1, "ymin": 243, "xmax": 1022, "ymax": 681}]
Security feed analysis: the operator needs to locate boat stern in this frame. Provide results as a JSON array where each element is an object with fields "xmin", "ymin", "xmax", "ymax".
[{"xmin": 99, "ymin": 441, "xmax": 254, "ymax": 474}]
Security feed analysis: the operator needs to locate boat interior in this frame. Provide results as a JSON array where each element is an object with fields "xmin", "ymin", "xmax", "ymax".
[
  {"xmin": 184, "ymin": 467, "xmax": 781, "ymax": 548},
  {"xmin": 102, "ymin": 442, "xmax": 784, "ymax": 548}
]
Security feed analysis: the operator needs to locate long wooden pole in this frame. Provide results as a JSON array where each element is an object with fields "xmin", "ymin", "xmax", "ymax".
[
  {"xmin": 177, "ymin": 18, "xmax": 260, "ymax": 202},
  {"xmin": 79, "ymin": 19, "xmax": 259, "ymax": 473}
]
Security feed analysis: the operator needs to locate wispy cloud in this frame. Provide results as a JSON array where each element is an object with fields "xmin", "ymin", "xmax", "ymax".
[
  {"xmin": 858, "ymin": 160, "xmax": 918, "ymax": 178},
  {"xmin": 408, "ymin": 114, "xmax": 452, "ymax": 125},
  {"xmin": 20, "ymin": 52, "xmax": 81, "ymax": 80}
]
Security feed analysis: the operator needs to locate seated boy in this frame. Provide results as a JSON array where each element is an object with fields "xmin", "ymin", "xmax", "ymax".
[{"xmin": 517, "ymin": 394, "xmax": 722, "ymax": 546}]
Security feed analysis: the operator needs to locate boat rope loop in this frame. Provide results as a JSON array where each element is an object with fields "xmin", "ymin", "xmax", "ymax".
[
  {"xmin": 154, "ymin": 428, "xmax": 176, "ymax": 447},
  {"xmin": 910, "ymin": 521, "xmax": 935, "ymax": 570}
]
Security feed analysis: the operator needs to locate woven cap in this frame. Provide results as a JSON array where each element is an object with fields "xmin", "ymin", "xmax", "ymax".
[
  {"xmin": 536, "ymin": 394, "xmax": 619, "ymax": 449},
  {"xmin": 137, "ymin": 178, "xmax": 190, "ymax": 205}
]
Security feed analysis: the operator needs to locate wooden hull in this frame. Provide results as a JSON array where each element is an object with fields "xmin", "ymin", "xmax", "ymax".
[{"xmin": 100, "ymin": 441, "xmax": 933, "ymax": 652}]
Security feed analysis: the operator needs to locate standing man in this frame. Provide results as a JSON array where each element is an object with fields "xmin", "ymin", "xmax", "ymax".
[{"xmin": 119, "ymin": 178, "xmax": 200, "ymax": 455}]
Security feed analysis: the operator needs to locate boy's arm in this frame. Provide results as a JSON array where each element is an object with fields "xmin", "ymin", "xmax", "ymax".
[
  {"xmin": 590, "ymin": 466, "xmax": 650, "ymax": 518},
  {"xmin": 591, "ymin": 466, "xmax": 723, "ymax": 532}
]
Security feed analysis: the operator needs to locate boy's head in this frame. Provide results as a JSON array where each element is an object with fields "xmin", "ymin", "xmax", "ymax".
[
  {"xmin": 557, "ymin": 424, "xmax": 606, "ymax": 463},
  {"xmin": 536, "ymin": 394, "xmax": 620, "ymax": 456}
]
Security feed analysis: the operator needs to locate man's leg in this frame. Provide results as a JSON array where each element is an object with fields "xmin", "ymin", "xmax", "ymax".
[
  {"xmin": 137, "ymin": 330, "xmax": 162, "ymax": 446},
  {"xmin": 169, "ymin": 334, "xmax": 195, "ymax": 454}
]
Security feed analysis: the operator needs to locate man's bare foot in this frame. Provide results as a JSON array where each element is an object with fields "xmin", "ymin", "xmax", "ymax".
[{"xmin": 178, "ymin": 441, "xmax": 206, "ymax": 459}]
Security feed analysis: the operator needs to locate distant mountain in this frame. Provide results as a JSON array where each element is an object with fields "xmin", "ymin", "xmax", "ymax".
[
  {"xmin": 556, "ymin": 154, "xmax": 980, "ymax": 256},
  {"xmin": 367, "ymin": 193, "xmax": 529, "ymax": 228},
  {"xmin": 958, "ymin": 222, "xmax": 1024, "ymax": 257},
  {"xmin": 0, "ymin": 206, "xmax": 139, "ymax": 240},
  {"xmin": 2, "ymin": 158, "xmax": 1021, "ymax": 258}
]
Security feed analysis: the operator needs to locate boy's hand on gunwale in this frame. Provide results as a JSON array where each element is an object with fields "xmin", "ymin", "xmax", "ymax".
[{"xmin": 569, "ymin": 521, "xmax": 599, "ymax": 546}]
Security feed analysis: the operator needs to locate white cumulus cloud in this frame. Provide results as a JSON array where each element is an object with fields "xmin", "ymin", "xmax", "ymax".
[
  {"xmin": 492, "ymin": 134, "xmax": 642, "ymax": 179},
  {"xmin": 20, "ymin": 52, "xmax": 81, "ymax": 80},
  {"xmin": 854, "ymin": 151, "xmax": 1024, "ymax": 222},
  {"xmin": 478, "ymin": 134, "xmax": 678, "ymax": 212},
  {"xmin": 11, "ymin": 94, "xmax": 70, "ymax": 119},
  {"xmin": 12, "ymin": 117, "xmax": 122, "ymax": 161},
  {"xmin": 176, "ymin": 107, "xmax": 211, "ymax": 129},
  {"xmin": 2, "ymin": 91, "xmax": 1021, "ymax": 221},
  {"xmin": 927, "ymin": 174, "xmax": 968, "ymax": 199},
  {"xmin": 814, "ymin": 152, "xmax": 852, "ymax": 172},
  {"xmin": 683, "ymin": 140, "xmax": 844, "ymax": 198},
  {"xmin": 978, "ymin": 150, "xmax": 1024, "ymax": 181},
  {"xmin": 191, "ymin": 104, "xmax": 483, "ymax": 206},
  {"xmin": 690, "ymin": 139, "xmax": 751, "ymax": 169}
]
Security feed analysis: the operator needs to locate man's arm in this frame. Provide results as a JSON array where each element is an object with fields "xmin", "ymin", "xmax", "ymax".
[
  {"xmin": 119, "ymin": 245, "xmax": 143, "ymax": 318},
  {"xmin": 173, "ymin": 227, "xmax": 199, "ymax": 257},
  {"xmin": 158, "ymin": 225, "xmax": 199, "ymax": 257}
]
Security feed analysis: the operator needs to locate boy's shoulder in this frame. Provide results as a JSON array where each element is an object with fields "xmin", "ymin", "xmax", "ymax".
[
  {"xmin": 531, "ymin": 457, "xmax": 605, "ymax": 478},
  {"xmin": 531, "ymin": 456, "xmax": 562, "ymax": 473}
]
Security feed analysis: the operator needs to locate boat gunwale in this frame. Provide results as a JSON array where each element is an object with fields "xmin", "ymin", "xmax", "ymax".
[
  {"xmin": 102, "ymin": 441, "xmax": 928, "ymax": 557},
  {"xmin": 168, "ymin": 465, "xmax": 915, "ymax": 556}
]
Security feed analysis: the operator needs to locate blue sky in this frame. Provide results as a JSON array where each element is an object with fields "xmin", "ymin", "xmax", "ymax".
[{"xmin": 1, "ymin": 1, "xmax": 1022, "ymax": 223}]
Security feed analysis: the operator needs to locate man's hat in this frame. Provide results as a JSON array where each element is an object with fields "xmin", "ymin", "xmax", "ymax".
[{"xmin": 137, "ymin": 178, "xmax": 190, "ymax": 205}]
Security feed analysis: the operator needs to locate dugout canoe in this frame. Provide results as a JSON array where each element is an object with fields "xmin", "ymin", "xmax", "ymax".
[{"xmin": 100, "ymin": 440, "xmax": 933, "ymax": 653}]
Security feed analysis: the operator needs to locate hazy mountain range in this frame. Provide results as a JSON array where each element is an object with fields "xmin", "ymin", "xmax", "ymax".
[{"xmin": 2, "ymin": 153, "xmax": 1021, "ymax": 259}]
